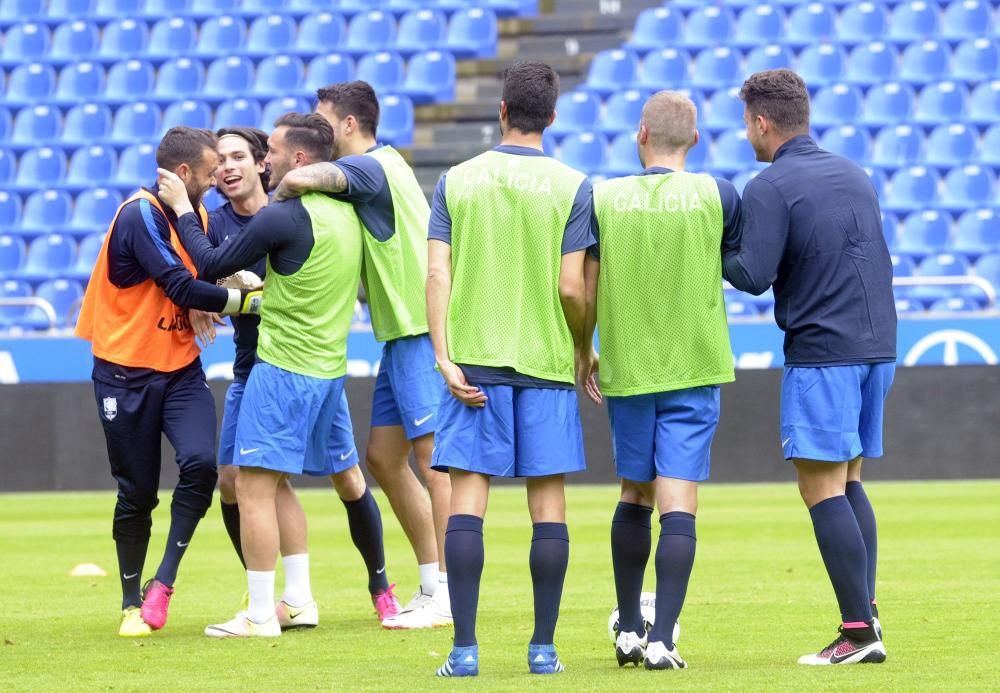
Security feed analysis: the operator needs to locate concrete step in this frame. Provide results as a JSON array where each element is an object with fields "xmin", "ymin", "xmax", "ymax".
[
  {"xmin": 498, "ymin": 31, "xmax": 625, "ymax": 61},
  {"xmin": 538, "ymin": 0, "xmax": 660, "ymax": 19},
  {"xmin": 412, "ymin": 121, "xmax": 502, "ymax": 148}
]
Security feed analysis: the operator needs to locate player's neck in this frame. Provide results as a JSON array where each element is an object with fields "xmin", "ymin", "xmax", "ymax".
[
  {"xmin": 344, "ymin": 136, "xmax": 378, "ymax": 157},
  {"xmin": 232, "ymin": 190, "xmax": 269, "ymax": 217},
  {"xmin": 500, "ymin": 130, "xmax": 544, "ymax": 151},
  {"xmin": 642, "ymin": 152, "xmax": 687, "ymax": 172}
]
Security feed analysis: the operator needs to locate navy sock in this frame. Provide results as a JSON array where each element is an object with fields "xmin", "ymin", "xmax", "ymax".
[
  {"xmin": 445, "ymin": 514, "xmax": 484, "ymax": 648},
  {"xmin": 611, "ymin": 502, "xmax": 653, "ymax": 635},
  {"xmin": 845, "ymin": 481, "xmax": 878, "ymax": 604},
  {"xmin": 154, "ymin": 508, "xmax": 201, "ymax": 587},
  {"xmin": 809, "ymin": 496, "xmax": 872, "ymax": 625},
  {"xmin": 649, "ymin": 512, "xmax": 696, "ymax": 647},
  {"xmin": 116, "ymin": 538, "xmax": 149, "ymax": 609},
  {"xmin": 342, "ymin": 488, "xmax": 389, "ymax": 595},
  {"xmin": 220, "ymin": 501, "xmax": 245, "ymax": 569},
  {"xmin": 529, "ymin": 522, "xmax": 570, "ymax": 645}
]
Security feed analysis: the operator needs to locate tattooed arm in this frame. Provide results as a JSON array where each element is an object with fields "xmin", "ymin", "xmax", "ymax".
[{"xmin": 273, "ymin": 162, "xmax": 348, "ymax": 201}]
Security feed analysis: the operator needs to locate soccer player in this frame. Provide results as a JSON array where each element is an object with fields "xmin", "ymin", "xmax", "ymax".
[
  {"xmin": 580, "ymin": 91, "xmax": 741, "ymax": 670},
  {"xmin": 274, "ymin": 81, "xmax": 451, "ymax": 628},
  {"xmin": 723, "ymin": 69, "xmax": 896, "ymax": 665},
  {"xmin": 74, "ymin": 126, "xmax": 262, "ymax": 637},
  {"xmin": 426, "ymin": 62, "xmax": 593, "ymax": 677}
]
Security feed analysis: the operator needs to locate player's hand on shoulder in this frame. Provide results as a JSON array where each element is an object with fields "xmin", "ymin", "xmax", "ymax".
[
  {"xmin": 439, "ymin": 360, "xmax": 487, "ymax": 408},
  {"xmin": 577, "ymin": 348, "xmax": 601, "ymax": 405},
  {"xmin": 156, "ymin": 168, "xmax": 195, "ymax": 217}
]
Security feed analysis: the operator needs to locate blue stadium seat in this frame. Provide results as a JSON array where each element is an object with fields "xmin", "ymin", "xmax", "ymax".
[
  {"xmin": 65, "ymin": 146, "xmax": 117, "ymax": 189},
  {"xmin": 979, "ymin": 124, "xmax": 1000, "ymax": 166},
  {"xmin": 11, "ymin": 105, "xmax": 61, "ymax": 147},
  {"xmin": 899, "ymin": 209, "xmax": 951, "ymax": 258},
  {"xmin": 194, "ymin": 16, "xmax": 247, "ymax": 58},
  {"xmin": 482, "ymin": 0, "xmax": 537, "ymax": 17},
  {"xmin": 846, "ymin": 41, "xmax": 899, "ymax": 86},
  {"xmin": 53, "ymin": 61, "xmax": 105, "ymax": 106},
  {"xmin": 146, "ymin": 17, "xmax": 197, "ymax": 59},
  {"xmin": 915, "ymin": 253, "xmax": 971, "ymax": 288},
  {"xmin": 967, "ymin": 80, "xmax": 1000, "ymax": 125},
  {"xmin": 108, "ymin": 101, "xmax": 160, "ymax": 146},
  {"xmin": 5, "ymin": 62, "xmax": 56, "ymax": 105},
  {"xmin": 704, "ymin": 87, "xmax": 744, "ymax": 132},
  {"xmin": 0, "ymin": 106, "xmax": 9, "ymax": 142},
  {"xmin": 48, "ymin": 0, "xmax": 94, "ymax": 17},
  {"xmin": 159, "ymin": 100, "xmax": 212, "ymax": 136},
  {"xmin": 68, "ymin": 232, "xmax": 103, "ymax": 281},
  {"xmin": 93, "ymin": 0, "xmax": 141, "ymax": 20},
  {"xmin": 141, "ymin": 0, "xmax": 189, "ymax": 17},
  {"xmin": 21, "ymin": 234, "xmax": 76, "ymax": 282},
  {"xmin": 942, "ymin": 165, "xmax": 996, "ymax": 209},
  {"xmin": 894, "ymin": 297, "xmax": 924, "ymax": 314},
  {"xmin": 744, "ymin": 44, "xmax": 794, "ymax": 75},
  {"xmin": 865, "ymin": 165, "xmax": 888, "ymax": 200},
  {"xmin": 733, "ymin": 5, "xmax": 784, "ymax": 47},
  {"xmin": 860, "ymin": 82, "xmax": 916, "ymax": 126},
  {"xmin": 888, "ymin": 0, "xmax": 940, "ymax": 43},
  {"xmin": 295, "ymin": 13, "xmax": 348, "ymax": 56},
  {"xmin": 953, "ymin": 208, "xmax": 1000, "ymax": 259},
  {"xmin": 68, "ymin": 187, "xmax": 121, "ymax": 233},
  {"xmin": 102, "ymin": 59, "xmax": 155, "ymax": 103},
  {"xmin": 444, "ymin": 8, "xmax": 497, "ymax": 59},
  {"xmin": 898, "ymin": 40, "xmax": 950, "ymax": 85},
  {"xmin": 400, "ymin": 50, "xmax": 455, "ymax": 104},
  {"xmin": 339, "ymin": 0, "xmax": 387, "ymax": 13},
  {"xmin": 914, "ymin": 81, "xmax": 968, "ymax": 125},
  {"xmin": 19, "ymin": 189, "xmax": 72, "ymax": 236},
  {"xmin": 928, "ymin": 296, "xmax": 980, "ymax": 313},
  {"xmin": 204, "ymin": 56, "xmax": 255, "ymax": 101},
  {"xmin": 188, "ymin": 0, "xmax": 238, "ymax": 16},
  {"xmin": 602, "ymin": 131, "xmax": 641, "ymax": 178},
  {"xmin": 625, "ymin": 7, "xmax": 681, "ymax": 53},
  {"xmin": 97, "ymin": 18, "xmax": 148, "ymax": 59},
  {"xmin": 600, "ymin": 89, "xmax": 645, "ymax": 135},
  {"xmin": 550, "ymin": 91, "xmax": 600, "ymax": 136},
  {"xmin": 201, "ymin": 186, "xmax": 224, "ymax": 212},
  {"xmin": 24, "ymin": 278, "xmax": 83, "ymax": 328},
  {"xmin": 541, "ymin": 130, "xmax": 556, "ymax": 157},
  {"xmin": 710, "ymin": 129, "xmax": 757, "ymax": 175},
  {"xmin": 941, "ymin": 0, "xmax": 991, "ymax": 40},
  {"xmin": 259, "ymin": 97, "xmax": 309, "ymax": 129},
  {"xmin": 730, "ymin": 168, "xmax": 759, "ymax": 195},
  {"xmin": 287, "ymin": 0, "xmax": 332, "ymax": 11},
  {"xmin": 114, "ymin": 143, "xmax": 156, "ymax": 189},
  {"xmin": 346, "ymin": 10, "xmax": 397, "ymax": 56},
  {"xmin": 214, "ymin": 98, "xmax": 262, "ymax": 129},
  {"xmin": 0, "ymin": 0, "xmax": 43, "ymax": 18},
  {"xmin": 952, "ymin": 38, "xmax": 999, "ymax": 82},
  {"xmin": 839, "ymin": 1, "xmax": 890, "ymax": 44},
  {"xmin": 0, "ymin": 235, "xmax": 26, "ymax": 279},
  {"xmin": 974, "ymin": 252, "xmax": 1000, "ymax": 297},
  {"xmin": 796, "ymin": 44, "xmax": 847, "ymax": 87},
  {"xmin": 0, "ymin": 148, "xmax": 15, "ymax": 186},
  {"xmin": 885, "ymin": 165, "xmax": 940, "ymax": 211},
  {"xmin": 925, "ymin": 124, "xmax": 978, "ymax": 168},
  {"xmin": 49, "ymin": 20, "xmax": 99, "ymax": 62},
  {"xmin": 239, "ymin": 0, "xmax": 286, "ymax": 14},
  {"xmin": 0, "ymin": 279, "xmax": 32, "ymax": 328},
  {"xmin": 0, "ymin": 191, "xmax": 21, "ymax": 229},
  {"xmin": 691, "ymin": 46, "xmax": 741, "ymax": 90},
  {"xmin": 378, "ymin": 94, "xmax": 414, "ymax": 147},
  {"xmin": 819, "ymin": 125, "xmax": 871, "ymax": 162},
  {"xmin": 251, "ymin": 55, "xmax": 305, "ymax": 98},
  {"xmin": 725, "ymin": 299, "xmax": 758, "ymax": 318},
  {"xmin": 304, "ymin": 54, "xmax": 355, "ymax": 94},
  {"xmin": 638, "ymin": 48, "xmax": 690, "ymax": 90},
  {"xmin": 559, "ymin": 132, "xmax": 607, "ymax": 175},
  {"xmin": 1, "ymin": 22, "xmax": 49, "ymax": 65},
  {"xmin": 785, "ymin": 2, "xmax": 836, "ymax": 46},
  {"xmin": 686, "ymin": 122, "xmax": 709, "ymax": 171},
  {"xmin": 154, "ymin": 57, "xmax": 206, "ymax": 102},
  {"xmin": 245, "ymin": 14, "xmax": 296, "ymax": 57},
  {"xmin": 396, "ymin": 9, "xmax": 447, "ymax": 55},
  {"xmin": 811, "ymin": 84, "xmax": 863, "ymax": 126},
  {"xmin": 62, "ymin": 103, "xmax": 112, "ymax": 145},
  {"xmin": 14, "ymin": 147, "xmax": 67, "ymax": 191},
  {"xmin": 679, "ymin": 6, "xmax": 735, "ymax": 48},
  {"xmin": 584, "ymin": 49, "xmax": 640, "ymax": 96},
  {"xmin": 891, "ymin": 253, "xmax": 916, "ymax": 278},
  {"xmin": 356, "ymin": 51, "xmax": 406, "ymax": 93},
  {"xmin": 871, "ymin": 124, "xmax": 924, "ymax": 168},
  {"xmin": 881, "ymin": 211, "xmax": 899, "ymax": 249}
]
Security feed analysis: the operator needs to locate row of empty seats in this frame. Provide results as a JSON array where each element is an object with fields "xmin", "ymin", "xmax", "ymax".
[{"xmin": 884, "ymin": 208, "xmax": 1000, "ymax": 257}]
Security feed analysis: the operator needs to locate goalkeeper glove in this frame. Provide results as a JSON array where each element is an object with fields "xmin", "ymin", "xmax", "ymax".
[{"xmin": 222, "ymin": 288, "xmax": 262, "ymax": 315}]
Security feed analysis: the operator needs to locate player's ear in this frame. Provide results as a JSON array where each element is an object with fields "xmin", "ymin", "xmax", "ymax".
[
  {"xmin": 637, "ymin": 123, "xmax": 649, "ymax": 146},
  {"xmin": 175, "ymin": 162, "xmax": 190, "ymax": 181},
  {"xmin": 499, "ymin": 100, "xmax": 508, "ymax": 124},
  {"xmin": 547, "ymin": 110, "xmax": 556, "ymax": 127},
  {"xmin": 691, "ymin": 129, "xmax": 700, "ymax": 148}
]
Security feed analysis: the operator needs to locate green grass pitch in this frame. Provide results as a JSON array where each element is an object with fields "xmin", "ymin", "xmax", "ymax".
[{"xmin": 1, "ymin": 481, "xmax": 997, "ymax": 691}]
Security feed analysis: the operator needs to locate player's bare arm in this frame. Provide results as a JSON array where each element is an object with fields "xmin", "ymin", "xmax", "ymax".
[
  {"xmin": 580, "ymin": 254, "xmax": 601, "ymax": 405},
  {"xmin": 559, "ymin": 249, "xmax": 588, "ymax": 374},
  {"xmin": 272, "ymin": 162, "xmax": 348, "ymax": 201}
]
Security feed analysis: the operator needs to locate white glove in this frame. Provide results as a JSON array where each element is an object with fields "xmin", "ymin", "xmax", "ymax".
[{"xmin": 217, "ymin": 270, "xmax": 263, "ymax": 291}]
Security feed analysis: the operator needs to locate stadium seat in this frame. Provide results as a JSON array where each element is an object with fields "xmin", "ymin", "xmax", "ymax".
[
  {"xmin": 287, "ymin": 0, "xmax": 332, "ymax": 11},
  {"xmin": 61, "ymin": 103, "xmax": 112, "ymax": 145},
  {"xmin": 691, "ymin": 47, "xmax": 741, "ymax": 90},
  {"xmin": 679, "ymin": 6, "xmax": 735, "ymax": 48},
  {"xmin": 153, "ymin": 58, "xmax": 206, "ymax": 102},
  {"xmin": 941, "ymin": 0, "xmax": 992, "ymax": 40},
  {"xmin": 146, "ymin": 18, "xmax": 197, "ymax": 59},
  {"xmin": 400, "ymin": 50, "xmax": 455, "ymax": 104},
  {"xmin": 0, "ymin": 235, "xmax": 26, "ymax": 279},
  {"xmin": 602, "ymin": 131, "xmax": 641, "ymax": 178},
  {"xmin": 625, "ymin": 7, "xmax": 681, "ymax": 53},
  {"xmin": 1, "ymin": 22, "xmax": 50, "ymax": 65},
  {"xmin": 891, "ymin": 252, "xmax": 916, "ymax": 279},
  {"xmin": 711, "ymin": 129, "xmax": 757, "ymax": 175},
  {"xmin": 0, "ymin": 279, "xmax": 32, "ymax": 328},
  {"xmin": 888, "ymin": 0, "xmax": 940, "ymax": 43},
  {"xmin": 188, "ymin": 0, "xmax": 238, "ymax": 16},
  {"xmin": 67, "ymin": 231, "xmax": 103, "ymax": 282},
  {"xmin": 819, "ymin": 125, "xmax": 871, "ymax": 162},
  {"xmin": 53, "ymin": 62, "xmax": 106, "ymax": 106},
  {"xmin": 11, "ymin": 106, "xmax": 61, "ymax": 147},
  {"xmin": 251, "ymin": 55, "xmax": 305, "ymax": 98},
  {"xmin": 142, "ymin": 0, "xmax": 189, "ymax": 17},
  {"xmin": 25, "ymin": 278, "xmax": 84, "ymax": 329},
  {"xmin": 396, "ymin": 9, "xmax": 447, "ymax": 55},
  {"xmin": 0, "ymin": 191, "xmax": 21, "ymax": 229},
  {"xmin": 979, "ymin": 124, "xmax": 1000, "ymax": 166},
  {"xmin": 93, "ymin": 0, "xmax": 141, "ymax": 19},
  {"xmin": 967, "ymin": 80, "xmax": 1000, "ymax": 125},
  {"xmin": 194, "ymin": 16, "xmax": 247, "ymax": 58},
  {"xmin": 0, "ymin": 0, "xmax": 43, "ymax": 18},
  {"xmin": 238, "ymin": 0, "xmax": 286, "ymax": 15},
  {"xmin": 733, "ymin": 5, "xmax": 784, "ymax": 48},
  {"xmin": 5, "ymin": 63, "xmax": 56, "ymax": 105},
  {"xmin": 21, "ymin": 234, "xmax": 76, "ymax": 282},
  {"xmin": 865, "ymin": 165, "xmax": 888, "ymax": 200},
  {"xmin": 916, "ymin": 253, "xmax": 971, "ymax": 282},
  {"xmin": 894, "ymin": 297, "xmax": 924, "ymax": 314},
  {"xmin": 48, "ymin": 0, "xmax": 95, "ymax": 17},
  {"xmin": 444, "ymin": 8, "xmax": 497, "ymax": 59},
  {"xmin": 108, "ymin": 101, "xmax": 160, "ymax": 146},
  {"xmin": 928, "ymin": 296, "xmax": 980, "ymax": 313},
  {"xmin": 67, "ymin": 188, "xmax": 122, "ymax": 233},
  {"xmin": 201, "ymin": 186, "xmax": 224, "ymax": 212},
  {"xmin": 725, "ymin": 299, "xmax": 758, "ymax": 318},
  {"xmin": 0, "ymin": 107, "xmax": 9, "ymax": 143},
  {"xmin": 550, "ymin": 91, "xmax": 600, "ymax": 136},
  {"xmin": 64, "ymin": 146, "xmax": 116, "ymax": 189},
  {"xmin": 838, "ymin": 1, "xmax": 890, "ymax": 44},
  {"xmin": 599, "ymin": 89, "xmax": 645, "ymax": 135},
  {"xmin": 260, "ymin": 96, "xmax": 309, "ymax": 129},
  {"xmin": 796, "ymin": 44, "xmax": 847, "ymax": 87},
  {"xmin": 378, "ymin": 94, "xmax": 413, "ymax": 147},
  {"xmin": 785, "ymin": 2, "xmax": 836, "ymax": 46},
  {"xmin": 899, "ymin": 209, "xmax": 952, "ymax": 258},
  {"xmin": 18, "ymin": 190, "xmax": 72, "ymax": 236},
  {"xmin": 941, "ymin": 165, "xmax": 996, "ymax": 209},
  {"xmin": 744, "ymin": 44, "xmax": 794, "ymax": 75},
  {"xmin": 952, "ymin": 38, "xmax": 999, "ymax": 82},
  {"xmin": 637, "ymin": 48, "xmax": 690, "ymax": 90},
  {"xmin": 102, "ymin": 59, "xmax": 155, "ymax": 103},
  {"xmin": 114, "ymin": 143, "xmax": 156, "ymax": 189},
  {"xmin": 295, "ymin": 13, "xmax": 348, "ymax": 56},
  {"xmin": 304, "ymin": 54, "xmax": 355, "ymax": 94},
  {"xmin": 214, "ymin": 98, "xmax": 262, "ymax": 129},
  {"xmin": 885, "ymin": 165, "xmax": 940, "ymax": 211},
  {"xmin": 203, "ymin": 56, "xmax": 255, "ymax": 101},
  {"xmin": 925, "ymin": 124, "xmax": 978, "ymax": 168},
  {"xmin": 882, "ymin": 211, "xmax": 899, "ymax": 249},
  {"xmin": 974, "ymin": 253, "xmax": 1000, "ymax": 297},
  {"xmin": 14, "ymin": 147, "xmax": 67, "ymax": 191},
  {"xmin": 245, "ymin": 14, "xmax": 296, "ymax": 57},
  {"xmin": 871, "ymin": 124, "xmax": 924, "ymax": 168},
  {"xmin": 953, "ymin": 209, "xmax": 1000, "ymax": 259},
  {"xmin": 584, "ymin": 49, "xmax": 640, "ymax": 96},
  {"xmin": 159, "ymin": 100, "xmax": 212, "ymax": 135},
  {"xmin": 356, "ymin": 51, "xmax": 406, "ymax": 93},
  {"xmin": 914, "ymin": 82, "xmax": 968, "ymax": 125},
  {"xmin": 811, "ymin": 84, "xmax": 863, "ymax": 126},
  {"xmin": 704, "ymin": 87, "xmax": 744, "ymax": 132},
  {"xmin": 49, "ymin": 20, "xmax": 99, "ymax": 62},
  {"xmin": 730, "ymin": 169, "xmax": 759, "ymax": 195},
  {"xmin": 559, "ymin": 132, "xmax": 607, "ymax": 175},
  {"xmin": 345, "ymin": 10, "xmax": 397, "ymax": 56},
  {"xmin": 860, "ymin": 82, "xmax": 916, "ymax": 126},
  {"xmin": 845, "ymin": 41, "xmax": 899, "ymax": 86},
  {"xmin": 0, "ymin": 148, "xmax": 15, "ymax": 186},
  {"xmin": 898, "ymin": 40, "xmax": 951, "ymax": 85},
  {"xmin": 686, "ymin": 124, "xmax": 709, "ymax": 171},
  {"xmin": 97, "ymin": 18, "xmax": 148, "ymax": 59}
]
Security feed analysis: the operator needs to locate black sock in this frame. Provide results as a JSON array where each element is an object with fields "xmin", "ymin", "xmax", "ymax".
[
  {"xmin": 342, "ymin": 488, "xmax": 389, "ymax": 595},
  {"xmin": 649, "ymin": 512, "xmax": 696, "ymax": 647},
  {"xmin": 611, "ymin": 502, "xmax": 653, "ymax": 635},
  {"xmin": 445, "ymin": 514, "xmax": 484, "ymax": 648},
  {"xmin": 220, "ymin": 501, "xmax": 245, "ymax": 569},
  {"xmin": 809, "ymin": 496, "xmax": 872, "ymax": 626},
  {"xmin": 116, "ymin": 538, "xmax": 149, "ymax": 609},
  {"xmin": 845, "ymin": 481, "xmax": 877, "ymax": 603},
  {"xmin": 154, "ymin": 508, "xmax": 201, "ymax": 587},
  {"xmin": 529, "ymin": 522, "xmax": 569, "ymax": 645}
]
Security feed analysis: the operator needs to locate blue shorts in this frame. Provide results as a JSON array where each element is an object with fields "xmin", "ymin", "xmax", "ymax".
[
  {"xmin": 217, "ymin": 380, "xmax": 245, "ymax": 468},
  {"xmin": 607, "ymin": 386, "xmax": 721, "ymax": 483},
  {"xmin": 234, "ymin": 361, "xmax": 359, "ymax": 476},
  {"xmin": 370, "ymin": 334, "xmax": 445, "ymax": 440},
  {"xmin": 780, "ymin": 363, "xmax": 895, "ymax": 462},
  {"xmin": 431, "ymin": 384, "xmax": 586, "ymax": 478}
]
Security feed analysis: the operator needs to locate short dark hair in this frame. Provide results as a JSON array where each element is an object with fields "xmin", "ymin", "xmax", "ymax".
[
  {"xmin": 156, "ymin": 126, "xmax": 217, "ymax": 171},
  {"xmin": 739, "ymin": 69, "xmax": 810, "ymax": 134},
  {"xmin": 217, "ymin": 126, "xmax": 271, "ymax": 192},
  {"xmin": 273, "ymin": 112, "xmax": 335, "ymax": 162},
  {"xmin": 501, "ymin": 62, "xmax": 560, "ymax": 135},
  {"xmin": 316, "ymin": 81, "xmax": 379, "ymax": 137}
]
